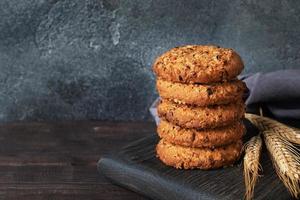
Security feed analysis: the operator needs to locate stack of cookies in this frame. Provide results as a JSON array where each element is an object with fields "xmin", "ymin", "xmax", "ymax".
[{"xmin": 153, "ymin": 45, "xmax": 247, "ymax": 169}]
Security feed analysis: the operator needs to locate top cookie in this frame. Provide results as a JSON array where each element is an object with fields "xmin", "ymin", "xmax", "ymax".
[{"xmin": 153, "ymin": 45, "xmax": 244, "ymax": 84}]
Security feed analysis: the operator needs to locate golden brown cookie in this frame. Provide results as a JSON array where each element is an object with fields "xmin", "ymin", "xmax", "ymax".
[
  {"xmin": 156, "ymin": 139, "xmax": 243, "ymax": 169},
  {"xmin": 153, "ymin": 45, "xmax": 244, "ymax": 84},
  {"xmin": 157, "ymin": 99, "xmax": 245, "ymax": 129},
  {"xmin": 156, "ymin": 78, "xmax": 246, "ymax": 106},
  {"xmin": 157, "ymin": 120, "xmax": 245, "ymax": 148}
]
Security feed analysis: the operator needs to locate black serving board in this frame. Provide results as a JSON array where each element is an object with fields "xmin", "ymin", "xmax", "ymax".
[{"xmin": 98, "ymin": 120, "xmax": 294, "ymax": 200}]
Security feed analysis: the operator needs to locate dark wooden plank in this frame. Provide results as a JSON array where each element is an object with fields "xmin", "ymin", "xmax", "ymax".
[
  {"xmin": 98, "ymin": 120, "xmax": 296, "ymax": 200},
  {"xmin": 0, "ymin": 121, "xmax": 155, "ymax": 200},
  {"xmin": 0, "ymin": 186, "xmax": 147, "ymax": 200},
  {"xmin": 0, "ymin": 182, "xmax": 149, "ymax": 200}
]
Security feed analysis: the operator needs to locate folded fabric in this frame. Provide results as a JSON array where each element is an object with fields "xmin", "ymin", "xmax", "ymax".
[
  {"xmin": 150, "ymin": 70, "xmax": 300, "ymax": 123},
  {"xmin": 241, "ymin": 69, "xmax": 300, "ymax": 119}
]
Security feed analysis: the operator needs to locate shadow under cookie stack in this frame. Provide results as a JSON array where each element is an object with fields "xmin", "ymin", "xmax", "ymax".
[{"xmin": 153, "ymin": 45, "xmax": 247, "ymax": 169}]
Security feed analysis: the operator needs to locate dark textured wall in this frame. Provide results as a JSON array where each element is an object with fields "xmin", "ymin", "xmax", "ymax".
[{"xmin": 0, "ymin": 0, "xmax": 299, "ymax": 122}]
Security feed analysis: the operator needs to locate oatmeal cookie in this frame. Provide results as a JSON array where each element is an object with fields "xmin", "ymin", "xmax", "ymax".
[
  {"xmin": 156, "ymin": 139, "xmax": 243, "ymax": 169},
  {"xmin": 153, "ymin": 45, "xmax": 244, "ymax": 84},
  {"xmin": 157, "ymin": 120, "xmax": 245, "ymax": 148},
  {"xmin": 157, "ymin": 99, "xmax": 245, "ymax": 129},
  {"xmin": 156, "ymin": 78, "xmax": 246, "ymax": 106}
]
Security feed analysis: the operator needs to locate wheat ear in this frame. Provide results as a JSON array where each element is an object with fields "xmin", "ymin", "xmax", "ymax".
[
  {"xmin": 243, "ymin": 135, "xmax": 263, "ymax": 200},
  {"xmin": 263, "ymin": 130, "xmax": 300, "ymax": 198},
  {"xmin": 245, "ymin": 113, "xmax": 300, "ymax": 145}
]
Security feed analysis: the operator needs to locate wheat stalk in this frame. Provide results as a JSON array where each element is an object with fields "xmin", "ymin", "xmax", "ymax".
[
  {"xmin": 263, "ymin": 130, "xmax": 300, "ymax": 198},
  {"xmin": 243, "ymin": 135, "xmax": 263, "ymax": 200},
  {"xmin": 245, "ymin": 113, "xmax": 300, "ymax": 145}
]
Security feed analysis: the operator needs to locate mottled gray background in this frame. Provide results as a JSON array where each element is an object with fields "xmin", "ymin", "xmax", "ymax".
[{"xmin": 0, "ymin": 0, "xmax": 299, "ymax": 122}]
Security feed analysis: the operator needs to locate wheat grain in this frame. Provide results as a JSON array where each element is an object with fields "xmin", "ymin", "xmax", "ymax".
[
  {"xmin": 243, "ymin": 135, "xmax": 263, "ymax": 200},
  {"xmin": 263, "ymin": 130, "xmax": 300, "ymax": 198},
  {"xmin": 245, "ymin": 113, "xmax": 300, "ymax": 144}
]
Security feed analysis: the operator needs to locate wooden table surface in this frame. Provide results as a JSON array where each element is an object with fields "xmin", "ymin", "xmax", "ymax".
[{"xmin": 0, "ymin": 121, "xmax": 155, "ymax": 200}]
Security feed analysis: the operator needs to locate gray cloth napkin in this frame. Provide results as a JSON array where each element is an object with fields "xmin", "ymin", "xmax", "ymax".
[
  {"xmin": 241, "ymin": 69, "xmax": 300, "ymax": 119},
  {"xmin": 150, "ymin": 69, "xmax": 300, "ymax": 123}
]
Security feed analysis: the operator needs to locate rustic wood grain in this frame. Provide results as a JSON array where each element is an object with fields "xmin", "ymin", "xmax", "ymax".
[
  {"xmin": 98, "ymin": 120, "xmax": 298, "ymax": 200},
  {"xmin": 0, "ymin": 121, "xmax": 155, "ymax": 200}
]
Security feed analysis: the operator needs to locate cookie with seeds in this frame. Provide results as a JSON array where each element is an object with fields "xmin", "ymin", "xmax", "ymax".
[
  {"xmin": 157, "ymin": 99, "xmax": 245, "ymax": 129},
  {"xmin": 157, "ymin": 120, "xmax": 245, "ymax": 148},
  {"xmin": 156, "ymin": 139, "xmax": 243, "ymax": 169},
  {"xmin": 156, "ymin": 78, "xmax": 246, "ymax": 106},
  {"xmin": 153, "ymin": 45, "xmax": 244, "ymax": 84}
]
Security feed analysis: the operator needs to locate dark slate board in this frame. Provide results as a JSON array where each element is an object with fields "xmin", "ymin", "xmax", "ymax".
[{"xmin": 97, "ymin": 121, "xmax": 294, "ymax": 200}]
